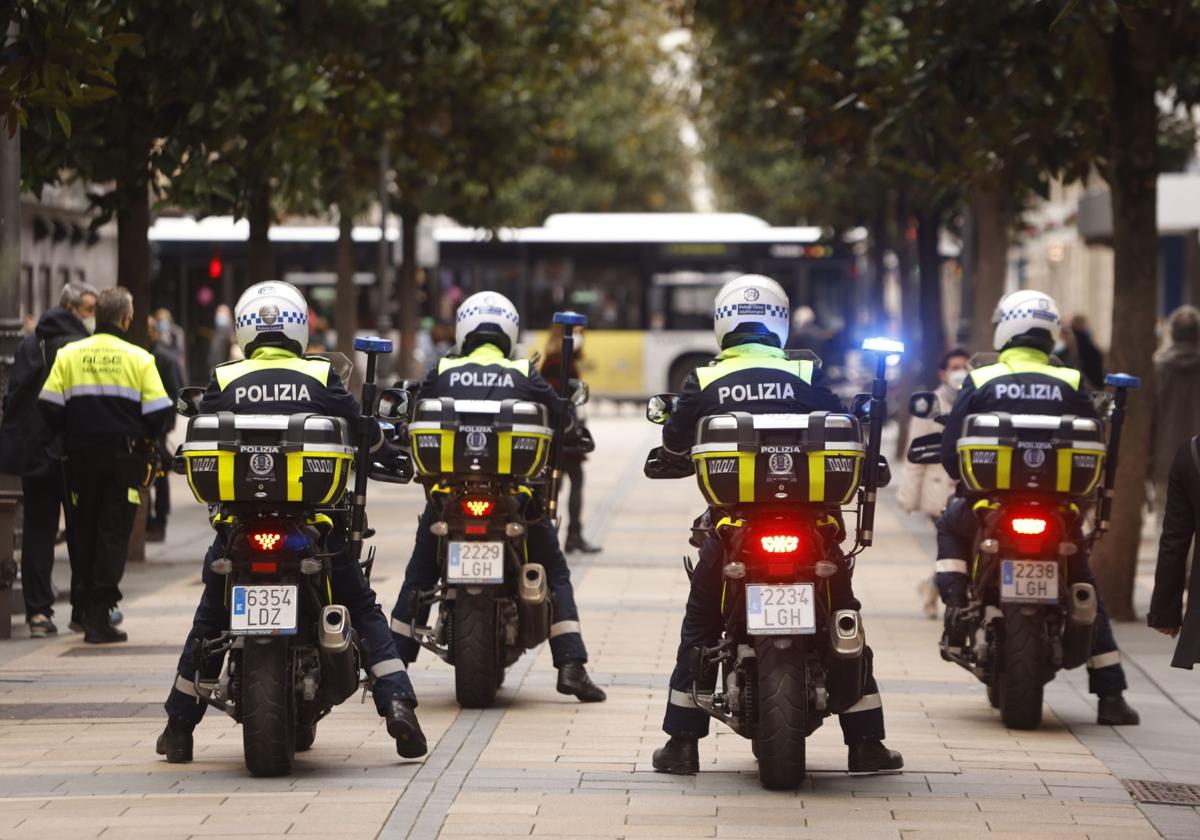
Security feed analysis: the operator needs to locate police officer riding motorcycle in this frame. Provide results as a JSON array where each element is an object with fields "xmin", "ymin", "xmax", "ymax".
[
  {"xmin": 646, "ymin": 274, "xmax": 903, "ymax": 789},
  {"xmin": 388, "ymin": 291, "xmax": 606, "ymax": 707},
  {"xmin": 157, "ymin": 281, "xmax": 427, "ymax": 775},
  {"xmin": 929, "ymin": 289, "xmax": 1139, "ymax": 728}
]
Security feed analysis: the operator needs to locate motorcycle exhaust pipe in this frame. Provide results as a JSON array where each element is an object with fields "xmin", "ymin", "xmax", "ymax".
[
  {"xmin": 318, "ymin": 605, "xmax": 352, "ymax": 653},
  {"xmin": 1068, "ymin": 583, "xmax": 1098, "ymax": 626},
  {"xmin": 518, "ymin": 563, "xmax": 548, "ymax": 604},
  {"xmin": 517, "ymin": 563, "xmax": 551, "ymax": 648},
  {"xmin": 830, "ymin": 609, "xmax": 864, "ymax": 660},
  {"xmin": 317, "ymin": 606, "xmax": 360, "ymax": 706}
]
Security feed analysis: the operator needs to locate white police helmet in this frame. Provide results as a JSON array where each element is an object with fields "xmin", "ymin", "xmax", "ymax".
[
  {"xmin": 234, "ymin": 281, "xmax": 309, "ymax": 357},
  {"xmin": 992, "ymin": 289, "xmax": 1062, "ymax": 352},
  {"xmin": 713, "ymin": 274, "xmax": 790, "ymax": 349},
  {"xmin": 455, "ymin": 291, "xmax": 520, "ymax": 355}
]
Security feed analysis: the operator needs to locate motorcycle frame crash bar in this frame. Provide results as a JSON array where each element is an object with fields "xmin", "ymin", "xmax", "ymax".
[
  {"xmin": 349, "ymin": 336, "xmax": 394, "ymax": 562},
  {"xmin": 545, "ymin": 311, "xmax": 587, "ymax": 527},
  {"xmin": 1096, "ymin": 372, "xmax": 1141, "ymax": 534},
  {"xmin": 855, "ymin": 338, "xmax": 904, "ymax": 549}
]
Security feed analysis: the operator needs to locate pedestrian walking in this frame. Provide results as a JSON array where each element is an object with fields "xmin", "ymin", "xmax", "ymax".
[
  {"xmin": 541, "ymin": 322, "xmax": 601, "ymax": 554},
  {"xmin": 1148, "ymin": 435, "xmax": 1200, "ymax": 669},
  {"xmin": 0, "ymin": 283, "xmax": 97, "ymax": 636},
  {"xmin": 897, "ymin": 348, "xmax": 968, "ymax": 618},
  {"xmin": 145, "ymin": 317, "xmax": 184, "ymax": 543},
  {"xmin": 38, "ymin": 287, "xmax": 173, "ymax": 643},
  {"xmin": 153, "ymin": 307, "xmax": 189, "ymax": 382},
  {"xmin": 1152, "ymin": 306, "xmax": 1200, "ymax": 506}
]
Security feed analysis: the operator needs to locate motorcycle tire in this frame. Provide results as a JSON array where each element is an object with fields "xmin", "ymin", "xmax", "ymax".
[
  {"xmin": 241, "ymin": 637, "xmax": 297, "ymax": 777},
  {"xmin": 751, "ymin": 638, "xmax": 808, "ymax": 790},
  {"xmin": 453, "ymin": 590, "xmax": 502, "ymax": 709},
  {"xmin": 998, "ymin": 605, "xmax": 1047, "ymax": 730}
]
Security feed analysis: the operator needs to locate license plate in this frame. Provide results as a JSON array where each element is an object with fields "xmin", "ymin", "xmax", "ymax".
[
  {"xmin": 1000, "ymin": 559, "xmax": 1059, "ymax": 603},
  {"xmin": 746, "ymin": 583, "xmax": 816, "ymax": 635},
  {"xmin": 231, "ymin": 585, "xmax": 298, "ymax": 635},
  {"xmin": 447, "ymin": 541, "xmax": 505, "ymax": 584}
]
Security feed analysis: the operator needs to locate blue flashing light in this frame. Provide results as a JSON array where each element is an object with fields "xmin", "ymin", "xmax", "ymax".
[
  {"xmin": 354, "ymin": 336, "xmax": 394, "ymax": 354},
  {"xmin": 862, "ymin": 337, "xmax": 905, "ymax": 354},
  {"xmin": 1104, "ymin": 373, "xmax": 1141, "ymax": 390},
  {"xmin": 553, "ymin": 311, "xmax": 588, "ymax": 327}
]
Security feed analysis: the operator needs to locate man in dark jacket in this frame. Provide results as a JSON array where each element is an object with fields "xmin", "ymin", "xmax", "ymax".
[
  {"xmin": 1148, "ymin": 436, "xmax": 1200, "ymax": 669},
  {"xmin": 145, "ymin": 316, "xmax": 184, "ymax": 542},
  {"xmin": 0, "ymin": 283, "xmax": 97, "ymax": 637},
  {"xmin": 1152, "ymin": 306, "xmax": 1200, "ymax": 502}
]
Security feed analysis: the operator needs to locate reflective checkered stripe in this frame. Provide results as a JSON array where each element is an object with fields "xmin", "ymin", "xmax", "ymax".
[
  {"xmin": 235, "ymin": 309, "xmax": 308, "ymax": 328},
  {"xmin": 714, "ymin": 303, "xmax": 789, "ymax": 320},
  {"xmin": 457, "ymin": 304, "xmax": 519, "ymax": 326}
]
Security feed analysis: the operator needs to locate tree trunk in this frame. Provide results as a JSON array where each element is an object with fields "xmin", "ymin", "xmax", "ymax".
[
  {"xmin": 398, "ymin": 206, "xmax": 419, "ymax": 379},
  {"xmin": 246, "ymin": 180, "xmax": 273, "ymax": 289},
  {"xmin": 1090, "ymin": 14, "xmax": 1161, "ymax": 622},
  {"xmin": 867, "ymin": 207, "xmax": 889, "ymax": 330},
  {"xmin": 916, "ymin": 205, "xmax": 946, "ymax": 388},
  {"xmin": 894, "ymin": 195, "xmax": 920, "ymax": 457},
  {"xmin": 117, "ymin": 170, "xmax": 152, "ymax": 348},
  {"xmin": 335, "ymin": 208, "xmax": 358, "ymax": 388},
  {"xmin": 969, "ymin": 184, "xmax": 1009, "ymax": 354}
]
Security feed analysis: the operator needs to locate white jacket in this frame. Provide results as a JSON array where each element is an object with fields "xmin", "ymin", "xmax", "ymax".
[{"xmin": 897, "ymin": 384, "xmax": 958, "ymax": 518}]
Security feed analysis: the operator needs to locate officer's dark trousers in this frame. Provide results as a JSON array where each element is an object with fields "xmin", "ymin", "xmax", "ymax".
[
  {"xmin": 20, "ymin": 474, "xmax": 61, "ymax": 620},
  {"xmin": 664, "ymin": 534, "xmax": 886, "ymax": 745},
  {"xmin": 65, "ymin": 448, "xmax": 135, "ymax": 609},
  {"xmin": 390, "ymin": 502, "xmax": 588, "ymax": 667},
  {"xmin": 934, "ymin": 496, "xmax": 1127, "ymax": 696},
  {"xmin": 165, "ymin": 535, "xmax": 416, "ymax": 728}
]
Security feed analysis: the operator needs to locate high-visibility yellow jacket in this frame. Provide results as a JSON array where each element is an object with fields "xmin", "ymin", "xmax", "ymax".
[{"xmin": 38, "ymin": 325, "xmax": 172, "ymax": 446}]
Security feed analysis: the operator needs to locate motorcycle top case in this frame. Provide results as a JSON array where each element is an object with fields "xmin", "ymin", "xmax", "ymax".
[
  {"xmin": 956, "ymin": 412, "xmax": 1106, "ymax": 497},
  {"xmin": 690, "ymin": 411, "xmax": 865, "ymax": 506},
  {"xmin": 179, "ymin": 413, "xmax": 354, "ymax": 504},
  {"xmin": 408, "ymin": 397, "xmax": 552, "ymax": 478}
]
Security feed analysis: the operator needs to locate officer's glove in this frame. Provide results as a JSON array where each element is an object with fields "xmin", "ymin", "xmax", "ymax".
[
  {"xmin": 942, "ymin": 603, "xmax": 976, "ymax": 649},
  {"xmin": 371, "ymin": 442, "xmax": 414, "ymax": 484},
  {"xmin": 564, "ymin": 424, "xmax": 596, "ymax": 454}
]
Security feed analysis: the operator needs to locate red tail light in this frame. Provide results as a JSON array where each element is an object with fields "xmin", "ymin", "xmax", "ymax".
[
  {"xmin": 250, "ymin": 531, "xmax": 283, "ymax": 552},
  {"xmin": 760, "ymin": 534, "xmax": 801, "ymax": 554},
  {"xmin": 1009, "ymin": 516, "xmax": 1048, "ymax": 536},
  {"xmin": 251, "ymin": 561, "xmax": 278, "ymax": 574},
  {"xmin": 461, "ymin": 498, "xmax": 495, "ymax": 518}
]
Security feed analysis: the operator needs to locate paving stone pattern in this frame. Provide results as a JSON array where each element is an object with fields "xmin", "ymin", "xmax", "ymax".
[{"xmin": 0, "ymin": 412, "xmax": 1192, "ymax": 839}]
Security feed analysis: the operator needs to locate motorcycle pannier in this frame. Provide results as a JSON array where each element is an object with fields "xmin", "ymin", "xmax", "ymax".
[
  {"xmin": 956, "ymin": 413, "xmax": 1106, "ymax": 497},
  {"xmin": 179, "ymin": 413, "xmax": 354, "ymax": 504},
  {"xmin": 691, "ymin": 412, "xmax": 865, "ymax": 506},
  {"xmin": 408, "ymin": 398, "xmax": 552, "ymax": 478}
]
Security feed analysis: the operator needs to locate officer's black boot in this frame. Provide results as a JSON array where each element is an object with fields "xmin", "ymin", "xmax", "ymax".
[
  {"xmin": 557, "ymin": 661, "xmax": 607, "ymax": 702},
  {"xmin": 83, "ymin": 603, "xmax": 128, "ymax": 644},
  {"xmin": 155, "ymin": 719, "xmax": 194, "ymax": 763},
  {"xmin": 848, "ymin": 740, "xmax": 904, "ymax": 772},
  {"xmin": 386, "ymin": 700, "xmax": 428, "ymax": 758},
  {"xmin": 1097, "ymin": 694, "xmax": 1140, "ymax": 726},
  {"xmin": 652, "ymin": 736, "xmax": 700, "ymax": 775}
]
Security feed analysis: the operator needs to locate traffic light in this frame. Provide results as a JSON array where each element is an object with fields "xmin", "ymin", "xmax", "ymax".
[{"xmin": 208, "ymin": 254, "xmax": 223, "ymax": 280}]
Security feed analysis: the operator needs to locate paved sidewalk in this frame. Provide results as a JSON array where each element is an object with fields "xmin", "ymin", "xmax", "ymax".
[{"xmin": 0, "ymin": 412, "xmax": 1194, "ymax": 838}]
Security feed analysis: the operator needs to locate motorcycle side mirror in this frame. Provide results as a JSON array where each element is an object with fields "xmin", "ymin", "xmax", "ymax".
[
  {"xmin": 1091, "ymin": 391, "xmax": 1114, "ymax": 419},
  {"xmin": 176, "ymin": 386, "xmax": 205, "ymax": 418},
  {"xmin": 569, "ymin": 378, "xmax": 590, "ymax": 407},
  {"xmin": 377, "ymin": 387, "xmax": 411, "ymax": 422},
  {"xmin": 906, "ymin": 431, "xmax": 944, "ymax": 464},
  {"xmin": 908, "ymin": 391, "xmax": 938, "ymax": 419},
  {"xmin": 850, "ymin": 393, "xmax": 872, "ymax": 422},
  {"xmin": 646, "ymin": 393, "xmax": 678, "ymax": 425}
]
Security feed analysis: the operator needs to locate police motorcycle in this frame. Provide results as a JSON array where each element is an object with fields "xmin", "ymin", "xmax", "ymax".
[
  {"xmin": 644, "ymin": 338, "xmax": 901, "ymax": 789},
  {"xmin": 171, "ymin": 338, "xmax": 412, "ymax": 776},
  {"xmin": 379, "ymin": 313, "xmax": 589, "ymax": 709},
  {"xmin": 906, "ymin": 369, "xmax": 1140, "ymax": 729}
]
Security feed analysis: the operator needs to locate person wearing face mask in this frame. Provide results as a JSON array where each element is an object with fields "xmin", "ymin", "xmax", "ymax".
[
  {"xmin": 0, "ymin": 283, "xmax": 99, "ymax": 636},
  {"xmin": 38, "ymin": 287, "xmax": 172, "ymax": 643},
  {"xmin": 897, "ymin": 348, "xmax": 969, "ymax": 619}
]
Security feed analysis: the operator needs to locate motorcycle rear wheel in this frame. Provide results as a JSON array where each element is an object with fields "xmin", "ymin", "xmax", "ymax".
[
  {"xmin": 998, "ymin": 605, "xmax": 1047, "ymax": 730},
  {"xmin": 453, "ymin": 590, "xmax": 502, "ymax": 708},
  {"xmin": 241, "ymin": 637, "xmax": 297, "ymax": 777},
  {"xmin": 751, "ymin": 638, "xmax": 808, "ymax": 790}
]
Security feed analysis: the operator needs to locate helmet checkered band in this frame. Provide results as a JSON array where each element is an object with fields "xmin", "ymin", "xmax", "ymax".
[
  {"xmin": 997, "ymin": 307, "xmax": 1058, "ymax": 325},
  {"xmin": 714, "ymin": 303, "xmax": 789, "ymax": 320},
  {"xmin": 457, "ymin": 304, "xmax": 518, "ymax": 324},
  {"xmin": 236, "ymin": 310, "xmax": 308, "ymax": 328}
]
